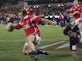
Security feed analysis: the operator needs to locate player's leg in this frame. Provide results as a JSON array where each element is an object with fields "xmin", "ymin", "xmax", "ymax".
[
  {"xmin": 22, "ymin": 34, "xmax": 48, "ymax": 61},
  {"xmin": 70, "ymin": 47, "xmax": 82, "ymax": 59},
  {"xmin": 26, "ymin": 37, "xmax": 37, "ymax": 60},
  {"xmin": 70, "ymin": 39, "xmax": 81, "ymax": 59},
  {"xmin": 70, "ymin": 51, "xmax": 79, "ymax": 59},
  {"xmin": 70, "ymin": 44, "xmax": 78, "ymax": 59},
  {"xmin": 23, "ymin": 34, "xmax": 48, "ymax": 55},
  {"xmin": 34, "ymin": 34, "xmax": 49, "ymax": 55},
  {"xmin": 23, "ymin": 34, "xmax": 38, "ymax": 60},
  {"xmin": 23, "ymin": 34, "xmax": 36, "ymax": 55},
  {"xmin": 22, "ymin": 42, "xmax": 32, "ymax": 55}
]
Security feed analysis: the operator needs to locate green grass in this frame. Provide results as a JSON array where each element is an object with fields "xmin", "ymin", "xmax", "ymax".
[{"xmin": 0, "ymin": 24, "xmax": 82, "ymax": 61}]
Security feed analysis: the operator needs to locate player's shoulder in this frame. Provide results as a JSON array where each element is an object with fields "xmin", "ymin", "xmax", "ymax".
[
  {"xmin": 29, "ymin": 8, "xmax": 33, "ymax": 10},
  {"xmin": 70, "ymin": 6, "xmax": 75, "ymax": 10},
  {"xmin": 70, "ymin": 7, "xmax": 73, "ymax": 12}
]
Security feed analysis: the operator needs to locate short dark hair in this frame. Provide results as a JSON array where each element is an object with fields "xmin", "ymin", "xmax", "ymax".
[{"xmin": 63, "ymin": 24, "xmax": 71, "ymax": 35}]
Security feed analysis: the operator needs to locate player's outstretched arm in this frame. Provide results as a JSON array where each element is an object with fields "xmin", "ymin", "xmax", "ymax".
[
  {"xmin": 12, "ymin": 23, "xmax": 23, "ymax": 29},
  {"xmin": 41, "ymin": 18, "xmax": 56, "ymax": 25},
  {"xmin": 12, "ymin": 24, "xmax": 17, "ymax": 27}
]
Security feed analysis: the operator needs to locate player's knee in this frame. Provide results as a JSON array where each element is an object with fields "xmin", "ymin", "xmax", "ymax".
[
  {"xmin": 22, "ymin": 48, "xmax": 29, "ymax": 55},
  {"xmin": 22, "ymin": 50, "xmax": 27, "ymax": 55}
]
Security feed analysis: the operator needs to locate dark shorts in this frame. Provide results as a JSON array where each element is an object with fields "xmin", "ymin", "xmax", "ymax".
[{"xmin": 70, "ymin": 37, "xmax": 78, "ymax": 51}]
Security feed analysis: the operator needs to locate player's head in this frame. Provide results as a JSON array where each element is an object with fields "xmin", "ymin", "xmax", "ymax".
[
  {"xmin": 23, "ymin": 2, "xmax": 29, "ymax": 8},
  {"xmin": 73, "ymin": 0, "xmax": 79, "ymax": 6},
  {"xmin": 63, "ymin": 25, "xmax": 72, "ymax": 36},
  {"xmin": 63, "ymin": 24, "xmax": 79, "ymax": 37},
  {"xmin": 63, "ymin": 23, "xmax": 75, "ymax": 37},
  {"xmin": 18, "ymin": 10, "xmax": 27, "ymax": 20}
]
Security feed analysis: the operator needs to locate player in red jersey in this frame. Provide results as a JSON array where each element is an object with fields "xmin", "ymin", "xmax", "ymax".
[
  {"xmin": 69, "ymin": 0, "xmax": 82, "ymax": 59},
  {"xmin": 70, "ymin": 0, "xmax": 82, "ymax": 26},
  {"xmin": 22, "ymin": 2, "xmax": 34, "ymax": 15},
  {"xmin": 11, "ymin": 11, "xmax": 55, "ymax": 60}
]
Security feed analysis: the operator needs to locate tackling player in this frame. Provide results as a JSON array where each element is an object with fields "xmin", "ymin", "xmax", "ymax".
[{"xmin": 63, "ymin": 24, "xmax": 82, "ymax": 59}]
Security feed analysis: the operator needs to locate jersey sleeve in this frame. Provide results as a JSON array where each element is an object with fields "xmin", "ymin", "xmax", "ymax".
[
  {"xmin": 15, "ymin": 24, "xmax": 23, "ymax": 29},
  {"xmin": 33, "ymin": 16, "xmax": 42, "ymax": 23},
  {"xmin": 27, "ymin": 8, "xmax": 33, "ymax": 15},
  {"xmin": 15, "ymin": 15, "xmax": 30, "ymax": 29},
  {"xmin": 70, "ymin": 8, "xmax": 74, "ymax": 13}
]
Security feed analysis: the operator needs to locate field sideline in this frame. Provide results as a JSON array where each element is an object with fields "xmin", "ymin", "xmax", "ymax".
[{"xmin": 0, "ymin": 24, "xmax": 82, "ymax": 61}]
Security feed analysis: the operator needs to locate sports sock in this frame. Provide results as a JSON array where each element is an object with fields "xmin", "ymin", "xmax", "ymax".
[{"xmin": 29, "ymin": 50, "xmax": 37, "ymax": 55}]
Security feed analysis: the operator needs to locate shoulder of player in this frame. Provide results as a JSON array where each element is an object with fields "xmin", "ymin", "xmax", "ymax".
[
  {"xmin": 29, "ymin": 8, "xmax": 32, "ymax": 10},
  {"xmin": 27, "ymin": 8, "xmax": 32, "ymax": 10},
  {"xmin": 70, "ymin": 6, "xmax": 75, "ymax": 10}
]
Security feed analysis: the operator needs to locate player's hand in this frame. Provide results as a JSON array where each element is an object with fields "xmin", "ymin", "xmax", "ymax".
[
  {"xmin": 72, "ymin": 32, "xmax": 77, "ymax": 38},
  {"xmin": 50, "ymin": 21, "xmax": 56, "ymax": 25},
  {"xmin": 10, "ymin": 23, "xmax": 18, "ymax": 28},
  {"xmin": 6, "ymin": 23, "xmax": 14, "ymax": 32}
]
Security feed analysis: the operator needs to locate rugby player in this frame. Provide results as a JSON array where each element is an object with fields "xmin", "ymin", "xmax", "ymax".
[
  {"xmin": 22, "ymin": 2, "xmax": 34, "ymax": 15},
  {"xmin": 11, "ymin": 10, "xmax": 55, "ymax": 60},
  {"xmin": 63, "ymin": 24, "xmax": 82, "ymax": 59}
]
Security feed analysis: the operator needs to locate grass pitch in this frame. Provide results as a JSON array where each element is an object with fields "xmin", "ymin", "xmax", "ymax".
[{"xmin": 0, "ymin": 25, "xmax": 82, "ymax": 61}]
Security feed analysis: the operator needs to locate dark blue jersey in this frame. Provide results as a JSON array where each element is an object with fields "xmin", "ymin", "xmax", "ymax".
[{"xmin": 72, "ymin": 25, "xmax": 80, "ymax": 35}]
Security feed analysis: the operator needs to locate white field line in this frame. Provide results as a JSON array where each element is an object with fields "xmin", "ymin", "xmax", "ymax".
[
  {"xmin": 39, "ymin": 41, "xmax": 66, "ymax": 49},
  {"xmin": 0, "ymin": 40, "xmax": 24, "ymax": 41},
  {"xmin": 0, "ymin": 40, "xmax": 68, "ymax": 50},
  {"xmin": 56, "ymin": 42, "xmax": 69, "ymax": 49}
]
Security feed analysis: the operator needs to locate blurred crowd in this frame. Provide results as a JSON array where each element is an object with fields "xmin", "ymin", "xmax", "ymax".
[
  {"xmin": 0, "ymin": 1, "xmax": 72, "ymax": 28},
  {"xmin": 0, "ymin": 0, "xmax": 22, "ymax": 8},
  {"xmin": 0, "ymin": 12, "xmax": 19, "ymax": 24},
  {"xmin": 0, "ymin": 9, "xmax": 71, "ymax": 29}
]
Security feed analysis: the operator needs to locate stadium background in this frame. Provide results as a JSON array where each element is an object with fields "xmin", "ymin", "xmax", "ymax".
[{"xmin": 0, "ymin": 0, "xmax": 82, "ymax": 61}]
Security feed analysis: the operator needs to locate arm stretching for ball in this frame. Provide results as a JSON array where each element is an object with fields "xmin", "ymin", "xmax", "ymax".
[
  {"xmin": 12, "ymin": 18, "xmax": 56, "ymax": 29},
  {"xmin": 41, "ymin": 18, "xmax": 56, "ymax": 25}
]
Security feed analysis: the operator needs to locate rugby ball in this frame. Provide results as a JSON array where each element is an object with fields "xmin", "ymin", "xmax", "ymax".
[{"xmin": 6, "ymin": 23, "xmax": 14, "ymax": 32}]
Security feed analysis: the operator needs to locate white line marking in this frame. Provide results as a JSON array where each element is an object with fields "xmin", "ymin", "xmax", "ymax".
[
  {"xmin": 0, "ymin": 40, "xmax": 24, "ymax": 41},
  {"xmin": 56, "ymin": 42, "xmax": 69, "ymax": 49},
  {"xmin": 39, "ymin": 41, "xmax": 66, "ymax": 49}
]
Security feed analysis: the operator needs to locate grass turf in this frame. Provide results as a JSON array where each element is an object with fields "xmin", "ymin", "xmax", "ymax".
[{"xmin": 0, "ymin": 24, "xmax": 82, "ymax": 61}]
